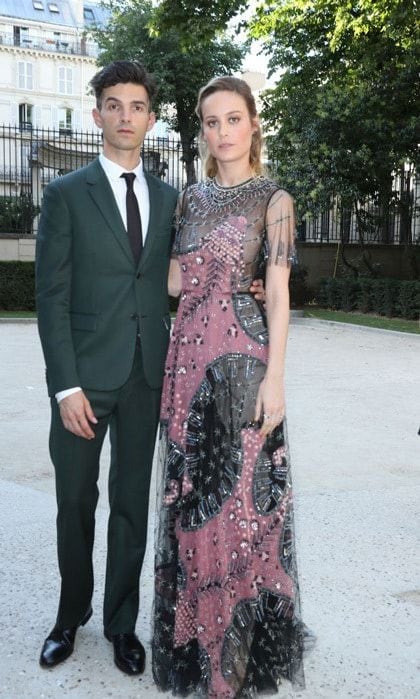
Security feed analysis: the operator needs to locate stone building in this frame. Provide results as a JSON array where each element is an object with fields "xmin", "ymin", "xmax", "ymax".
[{"xmin": 0, "ymin": 0, "xmax": 107, "ymax": 131}]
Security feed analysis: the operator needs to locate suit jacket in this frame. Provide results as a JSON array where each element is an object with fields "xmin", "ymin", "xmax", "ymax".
[{"xmin": 35, "ymin": 157, "xmax": 178, "ymax": 396}]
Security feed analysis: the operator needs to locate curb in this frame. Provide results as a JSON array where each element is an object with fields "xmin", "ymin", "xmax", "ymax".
[
  {"xmin": 0, "ymin": 317, "xmax": 37, "ymax": 324},
  {"xmin": 1, "ymin": 314, "xmax": 418, "ymax": 339},
  {"xmin": 291, "ymin": 316, "xmax": 420, "ymax": 338}
]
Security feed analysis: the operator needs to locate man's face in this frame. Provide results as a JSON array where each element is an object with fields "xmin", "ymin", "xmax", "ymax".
[{"xmin": 92, "ymin": 82, "xmax": 156, "ymax": 158}]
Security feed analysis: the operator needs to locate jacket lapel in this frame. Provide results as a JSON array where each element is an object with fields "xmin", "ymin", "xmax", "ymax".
[
  {"xmin": 85, "ymin": 158, "xmax": 134, "ymax": 264},
  {"xmin": 139, "ymin": 173, "xmax": 166, "ymax": 271}
]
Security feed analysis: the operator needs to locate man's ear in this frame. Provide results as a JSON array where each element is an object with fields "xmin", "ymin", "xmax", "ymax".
[
  {"xmin": 92, "ymin": 107, "xmax": 102, "ymax": 129},
  {"xmin": 147, "ymin": 111, "xmax": 156, "ymax": 132}
]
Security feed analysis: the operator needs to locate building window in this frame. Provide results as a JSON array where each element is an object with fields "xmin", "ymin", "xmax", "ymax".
[
  {"xmin": 33, "ymin": 0, "xmax": 44, "ymax": 9},
  {"xmin": 58, "ymin": 107, "xmax": 72, "ymax": 133},
  {"xmin": 84, "ymin": 8, "xmax": 95, "ymax": 20},
  {"xmin": 19, "ymin": 103, "xmax": 33, "ymax": 130},
  {"xmin": 58, "ymin": 66, "xmax": 73, "ymax": 95},
  {"xmin": 13, "ymin": 26, "xmax": 30, "ymax": 46},
  {"xmin": 18, "ymin": 62, "xmax": 33, "ymax": 90},
  {"xmin": 48, "ymin": 3, "xmax": 59, "ymax": 12}
]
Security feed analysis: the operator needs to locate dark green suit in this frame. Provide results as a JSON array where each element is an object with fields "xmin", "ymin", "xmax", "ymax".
[{"xmin": 36, "ymin": 158, "xmax": 177, "ymax": 634}]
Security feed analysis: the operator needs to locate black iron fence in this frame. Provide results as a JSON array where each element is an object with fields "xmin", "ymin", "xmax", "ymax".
[
  {"xmin": 0, "ymin": 124, "xmax": 418, "ymax": 244},
  {"xmin": 0, "ymin": 125, "xmax": 204, "ymax": 234},
  {"xmin": 296, "ymin": 178, "xmax": 420, "ymax": 246}
]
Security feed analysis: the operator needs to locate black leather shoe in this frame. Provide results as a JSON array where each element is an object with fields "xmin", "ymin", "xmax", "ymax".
[
  {"xmin": 105, "ymin": 632, "xmax": 145, "ymax": 675},
  {"xmin": 39, "ymin": 606, "xmax": 93, "ymax": 668}
]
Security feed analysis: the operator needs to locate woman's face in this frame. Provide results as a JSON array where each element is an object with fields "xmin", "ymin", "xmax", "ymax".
[{"xmin": 200, "ymin": 90, "xmax": 257, "ymax": 171}]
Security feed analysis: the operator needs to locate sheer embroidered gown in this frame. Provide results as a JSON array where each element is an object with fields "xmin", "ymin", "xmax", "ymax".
[{"xmin": 152, "ymin": 177, "xmax": 307, "ymax": 698}]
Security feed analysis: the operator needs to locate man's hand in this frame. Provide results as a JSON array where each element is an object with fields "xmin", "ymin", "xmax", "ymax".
[
  {"xmin": 59, "ymin": 390, "xmax": 98, "ymax": 439},
  {"xmin": 250, "ymin": 278, "xmax": 266, "ymax": 304}
]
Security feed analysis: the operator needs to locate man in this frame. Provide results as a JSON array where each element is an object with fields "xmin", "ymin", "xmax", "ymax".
[
  {"xmin": 36, "ymin": 60, "xmax": 265, "ymax": 676},
  {"xmin": 36, "ymin": 60, "xmax": 178, "ymax": 675}
]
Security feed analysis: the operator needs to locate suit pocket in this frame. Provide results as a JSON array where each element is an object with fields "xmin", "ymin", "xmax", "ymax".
[{"xmin": 70, "ymin": 312, "xmax": 98, "ymax": 332}]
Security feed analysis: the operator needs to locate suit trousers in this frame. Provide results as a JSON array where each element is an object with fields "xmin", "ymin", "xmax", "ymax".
[{"xmin": 49, "ymin": 343, "xmax": 161, "ymax": 634}]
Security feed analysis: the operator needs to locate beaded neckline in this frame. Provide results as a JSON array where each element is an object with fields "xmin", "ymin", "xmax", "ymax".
[
  {"xmin": 202, "ymin": 175, "xmax": 272, "ymax": 208},
  {"xmin": 213, "ymin": 176, "xmax": 257, "ymax": 191}
]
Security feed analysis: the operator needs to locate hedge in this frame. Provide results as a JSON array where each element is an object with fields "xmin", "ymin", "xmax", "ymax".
[
  {"xmin": 0, "ymin": 261, "xmax": 36, "ymax": 311},
  {"xmin": 1, "ymin": 261, "xmax": 311, "ymax": 313},
  {"xmin": 317, "ymin": 277, "xmax": 420, "ymax": 320},
  {"xmin": 0, "ymin": 195, "xmax": 40, "ymax": 234},
  {"xmin": 2, "ymin": 261, "xmax": 418, "ymax": 320}
]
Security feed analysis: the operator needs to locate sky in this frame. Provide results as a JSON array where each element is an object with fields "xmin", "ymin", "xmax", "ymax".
[{"xmin": 231, "ymin": 2, "xmax": 277, "ymax": 91}]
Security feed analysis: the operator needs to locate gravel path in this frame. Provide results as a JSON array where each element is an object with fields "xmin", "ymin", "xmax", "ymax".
[{"xmin": 0, "ymin": 320, "xmax": 419, "ymax": 699}]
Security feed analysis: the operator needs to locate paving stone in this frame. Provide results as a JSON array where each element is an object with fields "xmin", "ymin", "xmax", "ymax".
[{"xmin": 0, "ymin": 322, "xmax": 419, "ymax": 698}]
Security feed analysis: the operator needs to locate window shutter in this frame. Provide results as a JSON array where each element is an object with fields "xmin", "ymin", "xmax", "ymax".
[
  {"xmin": 17, "ymin": 62, "xmax": 25, "ymax": 89},
  {"xmin": 34, "ymin": 105, "xmax": 42, "ymax": 127},
  {"xmin": 52, "ymin": 106, "xmax": 59, "ymax": 130},
  {"xmin": 10, "ymin": 103, "xmax": 19, "ymax": 125},
  {"xmin": 73, "ymin": 109, "xmax": 81, "ymax": 131},
  {"xmin": 58, "ymin": 66, "xmax": 65, "ymax": 93},
  {"xmin": 67, "ymin": 67, "xmax": 73, "ymax": 95},
  {"xmin": 41, "ymin": 105, "xmax": 52, "ymax": 129},
  {"xmin": 27, "ymin": 62, "xmax": 33, "ymax": 90}
]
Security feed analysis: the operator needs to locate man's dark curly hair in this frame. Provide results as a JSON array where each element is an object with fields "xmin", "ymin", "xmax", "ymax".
[{"xmin": 89, "ymin": 61, "xmax": 157, "ymax": 109}]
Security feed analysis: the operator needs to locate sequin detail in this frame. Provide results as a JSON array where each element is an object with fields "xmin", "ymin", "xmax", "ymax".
[{"xmin": 153, "ymin": 177, "xmax": 307, "ymax": 698}]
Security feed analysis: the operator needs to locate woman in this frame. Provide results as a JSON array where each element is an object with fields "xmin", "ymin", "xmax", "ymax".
[{"xmin": 152, "ymin": 76, "xmax": 308, "ymax": 697}]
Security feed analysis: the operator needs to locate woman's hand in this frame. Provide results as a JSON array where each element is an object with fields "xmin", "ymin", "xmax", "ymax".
[{"xmin": 254, "ymin": 376, "xmax": 285, "ymax": 437}]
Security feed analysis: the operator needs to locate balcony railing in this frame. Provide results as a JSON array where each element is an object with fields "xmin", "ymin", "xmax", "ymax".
[{"xmin": 0, "ymin": 32, "xmax": 99, "ymax": 58}]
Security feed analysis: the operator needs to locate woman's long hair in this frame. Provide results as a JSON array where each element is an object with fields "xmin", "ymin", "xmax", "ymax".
[{"xmin": 195, "ymin": 76, "xmax": 264, "ymax": 178}]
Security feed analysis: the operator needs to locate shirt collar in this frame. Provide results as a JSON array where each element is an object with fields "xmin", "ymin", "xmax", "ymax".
[{"xmin": 99, "ymin": 153, "xmax": 145, "ymax": 182}]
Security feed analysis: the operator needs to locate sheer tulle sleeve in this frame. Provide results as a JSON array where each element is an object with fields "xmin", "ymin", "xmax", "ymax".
[
  {"xmin": 265, "ymin": 189, "xmax": 297, "ymax": 266},
  {"xmin": 171, "ymin": 190, "xmax": 186, "ymax": 259}
]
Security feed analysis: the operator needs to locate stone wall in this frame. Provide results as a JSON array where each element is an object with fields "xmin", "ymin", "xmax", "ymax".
[
  {"xmin": 297, "ymin": 243, "xmax": 419, "ymax": 288},
  {"xmin": 0, "ymin": 235, "xmax": 36, "ymax": 262}
]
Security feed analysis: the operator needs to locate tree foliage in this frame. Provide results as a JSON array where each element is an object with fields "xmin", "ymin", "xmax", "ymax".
[
  {"xmin": 151, "ymin": 0, "xmax": 248, "ymax": 44},
  {"xmin": 249, "ymin": 0, "xmax": 419, "ymax": 242},
  {"xmin": 93, "ymin": 0, "xmax": 245, "ymax": 183}
]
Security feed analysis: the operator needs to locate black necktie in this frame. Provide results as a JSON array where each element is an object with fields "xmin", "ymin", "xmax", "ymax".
[{"xmin": 121, "ymin": 172, "xmax": 143, "ymax": 264}]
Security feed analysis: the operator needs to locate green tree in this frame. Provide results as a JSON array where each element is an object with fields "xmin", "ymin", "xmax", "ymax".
[
  {"xmin": 151, "ymin": 0, "xmax": 248, "ymax": 44},
  {"xmin": 93, "ymin": 0, "xmax": 245, "ymax": 184},
  {"xmin": 249, "ymin": 1, "xmax": 419, "ymax": 274}
]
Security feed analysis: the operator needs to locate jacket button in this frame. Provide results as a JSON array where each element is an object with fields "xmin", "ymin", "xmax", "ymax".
[{"xmin": 130, "ymin": 313, "xmax": 138, "ymax": 320}]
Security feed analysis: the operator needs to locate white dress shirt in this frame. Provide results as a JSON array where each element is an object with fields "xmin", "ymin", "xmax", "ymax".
[
  {"xmin": 56, "ymin": 154, "xmax": 150, "ymax": 404},
  {"xmin": 98, "ymin": 153, "xmax": 150, "ymax": 238}
]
